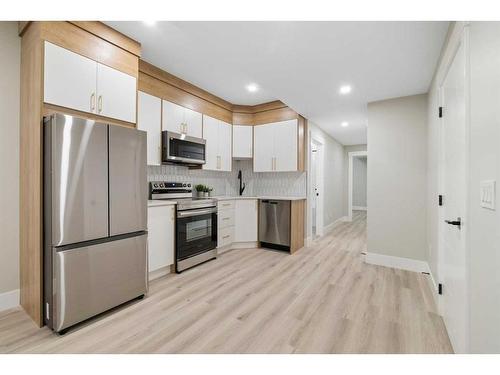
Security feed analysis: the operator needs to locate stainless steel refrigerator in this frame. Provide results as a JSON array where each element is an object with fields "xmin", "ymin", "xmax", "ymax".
[{"xmin": 43, "ymin": 113, "xmax": 148, "ymax": 333}]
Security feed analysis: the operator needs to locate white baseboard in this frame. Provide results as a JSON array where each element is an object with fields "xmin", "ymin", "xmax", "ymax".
[
  {"xmin": 365, "ymin": 252, "xmax": 430, "ymax": 273},
  {"xmin": 352, "ymin": 206, "xmax": 367, "ymax": 211},
  {"xmin": 149, "ymin": 265, "xmax": 172, "ymax": 281},
  {"xmin": 426, "ymin": 268, "xmax": 441, "ymax": 311},
  {"xmin": 0, "ymin": 289, "xmax": 20, "ymax": 312},
  {"xmin": 218, "ymin": 241, "xmax": 259, "ymax": 254},
  {"xmin": 323, "ymin": 216, "xmax": 348, "ymax": 233}
]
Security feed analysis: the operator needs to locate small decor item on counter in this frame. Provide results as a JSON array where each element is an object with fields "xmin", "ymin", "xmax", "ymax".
[
  {"xmin": 194, "ymin": 184, "xmax": 206, "ymax": 197},
  {"xmin": 204, "ymin": 186, "xmax": 213, "ymax": 197}
]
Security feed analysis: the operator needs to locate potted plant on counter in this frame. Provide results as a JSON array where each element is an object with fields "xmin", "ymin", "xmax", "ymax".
[
  {"xmin": 204, "ymin": 186, "xmax": 213, "ymax": 197},
  {"xmin": 194, "ymin": 184, "xmax": 206, "ymax": 197}
]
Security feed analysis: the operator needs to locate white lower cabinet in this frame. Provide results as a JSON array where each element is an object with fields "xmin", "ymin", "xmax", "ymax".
[
  {"xmin": 234, "ymin": 200, "xmax": 258, "ymax": 242},
  {"xmin": 217, "ymin": 199, "xmax": 258, "ymax": 251},
  {"xmin": 217, "ymin": 200, "xmax": 234, "ymax": 249},
  {"xmin": 147, "ymin": 204, "xmax": 175, "ymax": 278}
]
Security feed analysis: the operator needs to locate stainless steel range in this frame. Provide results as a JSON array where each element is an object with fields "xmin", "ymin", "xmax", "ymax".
[{"xmin": 149, "ymin": 182, "xmax": 218, "ymax": 272}]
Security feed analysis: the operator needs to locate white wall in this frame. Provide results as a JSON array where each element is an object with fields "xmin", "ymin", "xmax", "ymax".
[
  {"xmin": 467, "ymin": 22, "xmax": 500, "ymax": 353},
  {"xmin": 307, "ymin": 121, "xmax": 345, "ymax": 238},
  {"xmin": 367, "ymin": 94, "xmax": 428, "ymax": 261},
  {"xmin": 0, "ymin": 22, "xmax": 20, "ymax": 305},
  {"xmin": 352, "ymin": 156, "xmax": 367, "ymax": 207}
]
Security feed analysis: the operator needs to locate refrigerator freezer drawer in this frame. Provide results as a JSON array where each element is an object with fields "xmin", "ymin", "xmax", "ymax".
[{"xmin": 52, "ymin": 234, "xmax": 147, "ymax": 332}]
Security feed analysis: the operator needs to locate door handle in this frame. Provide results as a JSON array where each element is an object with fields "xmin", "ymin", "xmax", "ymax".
[{"xmin": 445, "ymin": 217, "xmax": 461, "ymax": 229}]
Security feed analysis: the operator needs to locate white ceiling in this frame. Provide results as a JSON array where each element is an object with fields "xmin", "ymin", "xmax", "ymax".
[{"xmin": 107, "ymin": 21, "xmax": 449, "ymax": 145}]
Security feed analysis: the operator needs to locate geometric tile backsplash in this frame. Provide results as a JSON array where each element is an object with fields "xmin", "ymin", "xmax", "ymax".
[{"xmin": 147, "ymin": 159, "xmax": 307, "ymax": 197}]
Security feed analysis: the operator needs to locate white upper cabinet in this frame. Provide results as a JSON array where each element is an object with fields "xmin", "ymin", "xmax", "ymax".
[
  {"xmin": 44, "ymin": 41, "xmax": 97, "ymax": 114},
  {"xmin": 137, "ymin": 91, "xmax": 162, "ymax": 166},
  {"xmin": 202, "ymin": 115, "xmax": 219, "ymax": 170},
  {"xmin": 253, "ymin": 123, "xmax": 275, "ymax": 172},
  {"xmin": 162, "ymin": 100, "xmax": 202, "ymax": 138},
  {"xmin": 232, "ymin": 125, "xmax": 253, "ymax": 159},
  {"xmin": 218, "ymin": 120, "xmax": 232, "ymax": 171},
  {"xmin": 202, "ymin": 115, "xmax": 232, "ymax": 171},
  {"xmin": 254, "ymin": 119, "xmax": 298, "ymax": 172},
  {"xmin": 96, "ymin": 63, "xmax": 137, "ymax": 123},
  {"xmin": 273, "ymin": 120, "xmax": 298, "ymax": 171},
  {"xmin": 44, "ymin": 41, "xmax": 137, "ymax": 123}
]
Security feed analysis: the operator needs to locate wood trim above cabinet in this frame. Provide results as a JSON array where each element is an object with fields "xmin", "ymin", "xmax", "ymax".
[
  {"xmin": 140, "ymin": 60, "xmax": 233, "ymax": 112},
  {"xmin": 43, "ymin": 104, "xmax": 136, "ymax": 129},
  {"xmin": 69, "ymin": 22, "xmax": 141, "ymax": 57}
]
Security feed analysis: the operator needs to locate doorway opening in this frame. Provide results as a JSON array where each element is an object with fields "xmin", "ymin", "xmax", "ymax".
[
  {"xmin": 310, "ymin": 138, "xmax": 324, "ymax": 239},
  {"xmin": 348, "ymin": 151, "xmax": 368, "ymax": 221}
]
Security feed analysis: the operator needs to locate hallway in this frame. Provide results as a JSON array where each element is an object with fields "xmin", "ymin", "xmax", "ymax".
[{"xmin": 0, "ymin": 210, "xmax": 452, "ymax": 353}]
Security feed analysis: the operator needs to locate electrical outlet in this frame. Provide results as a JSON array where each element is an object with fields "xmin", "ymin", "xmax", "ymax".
[{"xmin": 480, "ymin": 180, "xmax": 496, "ymax": 210}]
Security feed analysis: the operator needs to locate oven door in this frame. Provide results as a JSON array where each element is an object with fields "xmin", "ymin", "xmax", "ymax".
[
  {"xmin": 176, "ymin": 207, "xmax": 217, "ymax": 261},
  {"xmin": 162, "ymin": 131, "xmax": 206, "ymax": 165}
]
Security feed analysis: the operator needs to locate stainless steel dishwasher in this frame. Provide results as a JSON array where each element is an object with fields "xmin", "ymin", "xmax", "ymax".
[{"xmin": 259, "ymin": 200, "xmax": 291, "ymax": 251}]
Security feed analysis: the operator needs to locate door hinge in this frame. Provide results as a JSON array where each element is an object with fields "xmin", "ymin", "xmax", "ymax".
[
  {"xmin": 439, "ymin": 107, "xmax": 443, "ymax": 118},
  {"xmin": 438, "ymin": 283, "xmax": 443, "ymax": 295},
  {"xmin": 438, "ymin": 195, "xmax": 443, "ymax": 206}
]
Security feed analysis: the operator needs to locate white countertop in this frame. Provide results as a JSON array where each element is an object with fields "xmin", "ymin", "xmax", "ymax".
[
  {"xmin": 147, "ymin": 200, "xmax": 177, "ymax": 207},
  {"xmin": 212, "ymin": 196, "xmax": 306, "ymax": 201}
]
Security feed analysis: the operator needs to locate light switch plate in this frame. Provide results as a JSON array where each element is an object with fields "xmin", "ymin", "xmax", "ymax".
[{"xmin": 480, "ymin": 180, "xmax": 496, "ymax": 210}]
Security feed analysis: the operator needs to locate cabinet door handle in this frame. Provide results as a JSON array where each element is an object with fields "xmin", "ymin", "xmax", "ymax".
[
  {"xmin": 90, "ymin": 93, "xmax": 96, "ymax": 111},
  {"xmin": 223, "ymin": 235, "xmax": 230, "ymax": 239},
  {"xmin": 98, "ymin": 95, "xmax": 103, "ymax": 113}
]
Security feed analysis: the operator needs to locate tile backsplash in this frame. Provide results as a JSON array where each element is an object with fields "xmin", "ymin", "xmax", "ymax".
[{"xmin": 147, "ymin": 160, "xmax": 306, "ymax": 197}]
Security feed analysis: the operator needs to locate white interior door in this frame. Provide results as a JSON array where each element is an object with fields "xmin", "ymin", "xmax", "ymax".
[{"xmin": 440, "ymin": 32, "xmax": 468, "ymax": 354}]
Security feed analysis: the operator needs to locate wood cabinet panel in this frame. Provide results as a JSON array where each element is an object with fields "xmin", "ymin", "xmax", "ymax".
[{"xmin": 138, "ymin": 91, "xmax": 162, "ymax": 165}]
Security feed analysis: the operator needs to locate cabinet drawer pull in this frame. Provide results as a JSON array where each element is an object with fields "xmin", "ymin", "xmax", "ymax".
[
  {"xmin": 222, "ymin": 235, "xmax": 230, "ymax": 239},
  {"xmin": 222, "ymin": 217, "xmax": 230, "ymax": 221}
]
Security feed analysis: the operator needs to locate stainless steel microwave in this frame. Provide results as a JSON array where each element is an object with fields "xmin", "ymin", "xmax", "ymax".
[{"xmin": 162, "ymin": 131, "xmax": 206, "ymax": 165}]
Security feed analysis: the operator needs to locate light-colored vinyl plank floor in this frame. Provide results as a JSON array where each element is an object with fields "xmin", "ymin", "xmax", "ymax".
[{"xmin": 0, "ymin": 211, "xmax": 453, "ymax": 353}]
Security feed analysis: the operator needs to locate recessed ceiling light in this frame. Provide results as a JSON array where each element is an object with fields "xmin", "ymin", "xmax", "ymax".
[
  {"xmin": 339, "ymin": 85, "xmax": 352, "ymax": 95},
  {"xmin": 144, "ymin": 21, "xmax": 157, "ymax": 26},
  {"xmin": 341, "ymin": 121, "xmax": 349, "ymax": 127},
  {"xmin": 246, "ymin": 83, "xmax": 259, "ymax": 93}
]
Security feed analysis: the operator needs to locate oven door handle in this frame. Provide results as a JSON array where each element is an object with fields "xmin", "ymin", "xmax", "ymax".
[{"xmin": 177, "ymin": 207, "xmax": 217, "ymax": 218}]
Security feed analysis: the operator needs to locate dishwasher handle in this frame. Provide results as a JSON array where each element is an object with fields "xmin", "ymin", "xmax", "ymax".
[{"xmin": 261, "ymin": 200, "xmax": 278, "ymax": 205}]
